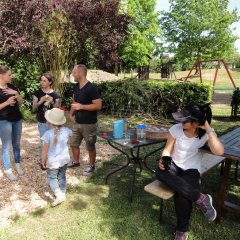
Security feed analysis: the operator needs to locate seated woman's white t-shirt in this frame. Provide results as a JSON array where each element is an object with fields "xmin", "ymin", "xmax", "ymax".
[
  {"xmin": 169, "ymin": 124, "xmax": 208, "ymax": 172},
  {"xmin": 41, "ymin": 127, "xmax": 72, "ymax": 169}
]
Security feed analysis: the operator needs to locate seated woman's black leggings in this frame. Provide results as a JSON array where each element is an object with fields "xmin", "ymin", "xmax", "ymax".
[{"xmin": 155, "ymin": 162, "xmax": 201, "ymax": 232}]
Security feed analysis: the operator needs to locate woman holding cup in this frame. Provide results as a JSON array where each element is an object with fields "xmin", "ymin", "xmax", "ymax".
[
  {"xmin": 156, "ymin": 103, "xmax": 224, "ymax": 240},
  {"xmin": 32, "ymin": 72, "xmax": 61, "ymax": 167}
]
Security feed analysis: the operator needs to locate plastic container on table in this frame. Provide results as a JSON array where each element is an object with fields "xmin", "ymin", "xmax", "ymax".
[
  {"xmin": 113, "ymin": 120, "xmax": 124, "ymax": 139},
  {"xmin": 136, "ymin": 124, "xmax": 147, "ymax": 142}
]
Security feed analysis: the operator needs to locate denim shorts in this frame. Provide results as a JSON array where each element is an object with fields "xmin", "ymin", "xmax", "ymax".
[{"xmin": 71, "ymin": 123, "xmax": 97, "ymax": 151}]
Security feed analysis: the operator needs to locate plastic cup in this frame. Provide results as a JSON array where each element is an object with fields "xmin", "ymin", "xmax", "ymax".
[{"xmin": 125, "ymin": 131, "xmax": 131, "ymax": 142}]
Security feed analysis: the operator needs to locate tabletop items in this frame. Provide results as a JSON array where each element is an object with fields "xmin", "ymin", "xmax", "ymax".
[
  {"xmin": 110, "ymin": 119, "xmax": 169, "ymax": 143},
  {"xmin": 100, "ymin": 126, "xmax": 168, "ymax": 202},
  {"xmin": 145, "ymin": 125, "xmax": 169, "ymax": 140},
  {"xmin": 113, "ymin": 120, "xmax": 124, "ymax": 138}
]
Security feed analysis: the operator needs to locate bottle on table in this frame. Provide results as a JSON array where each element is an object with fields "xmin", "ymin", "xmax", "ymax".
[{"xmin": 136, "ymin": 124, "xmax": 147, "ymax": 142}]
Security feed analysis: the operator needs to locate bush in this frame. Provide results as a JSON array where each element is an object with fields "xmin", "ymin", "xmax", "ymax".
[
  {"xmin": 0, "ymin": 57, "xmax": 42, "ymax": 119},
  {"xmin": 97, "ymin": 79, "xmax": 211, "ymax": 118},
  {"xmin": 1, "ymin": 57, "xmax": 42, "ymax": 109},
  {"xmin": 98, "ymin": 79, "xmax": 151, "ymax": 115},
  {"xmin": 61, "ymin": 82, "xmax": 75, "ymax": 110}
]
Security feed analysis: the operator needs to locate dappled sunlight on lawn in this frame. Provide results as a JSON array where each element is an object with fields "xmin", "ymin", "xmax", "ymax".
[{"xmin": 0, "ymin": 122, "xmax": 118, "ymax": 228}]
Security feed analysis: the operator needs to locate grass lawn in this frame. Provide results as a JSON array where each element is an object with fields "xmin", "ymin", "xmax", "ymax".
[
  {"xmin": 0, "ymin": 115, "xmax": 239, "ymax": 240},
  {"xmin": 119, "ymin": 68, "xmax": 240, "ymax": 89}
]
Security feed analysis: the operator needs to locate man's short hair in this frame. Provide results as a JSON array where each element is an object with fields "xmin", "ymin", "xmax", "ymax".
[{"xmin": 75, "ymin": 64, "xmax": 87, "ymax": 76}]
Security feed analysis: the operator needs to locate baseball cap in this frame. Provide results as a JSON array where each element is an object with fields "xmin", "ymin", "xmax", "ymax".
[{"xmin": 172, "ymin": 109, "xmax": 198, "ymax": 122}]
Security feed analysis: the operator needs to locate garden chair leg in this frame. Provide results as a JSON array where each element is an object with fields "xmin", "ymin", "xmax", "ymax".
[
  {"xmin": 220, "ymin": 161, "xmax": 224, "ymax": 175},
  {"xmin": 159, "ymin": 199, "xmax": 164, "ymax": 223}
]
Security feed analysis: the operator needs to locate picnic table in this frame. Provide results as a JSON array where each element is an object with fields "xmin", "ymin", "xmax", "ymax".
[
  {"xmin": 98, "ymin": 129, "xmax": 167, "ymax": 202},
  {"xmin": 214, "ymin": 127, "xmax": 240, "ymax": 223}
]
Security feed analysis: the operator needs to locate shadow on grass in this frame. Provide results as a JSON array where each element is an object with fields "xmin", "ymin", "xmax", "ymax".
[
  {"xmin": 68, "ymin": 196, "xmax": 88, "ymax": 211},
  {"xmin": 85, "ymin": 150, "xmax": 240, "ymax": 240},
  {"xmin": 31, "ymin": 207, "xmax": 47, "ymax": 217},
  {"xmin": 87, "ymin": 152, "xmax": 176, "ymax": 240}
]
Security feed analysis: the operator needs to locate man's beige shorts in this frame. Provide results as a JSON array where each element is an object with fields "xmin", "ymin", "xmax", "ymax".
[{"xmin": 71, "ymin": 123, "xmax": 98, "ymax": 151}]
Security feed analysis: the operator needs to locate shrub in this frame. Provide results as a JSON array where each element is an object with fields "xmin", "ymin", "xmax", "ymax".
[
  {"xmin": 97, "ymin": 79, "xmax": 211, "ymax": 118},
  {"xmin": 98, "ymin": 79, "xmax": 151, "ymax": 115},
  {"xmin": 0, "ymin": 57, "xmax": 42, "ymax": 120},
  {"xmin": 1, "ymin": 57, "xmax": 42, "ymax": 109},
  {"xmin": 61, "ymin": 82, "xmax": 75, "ymax": 110}
]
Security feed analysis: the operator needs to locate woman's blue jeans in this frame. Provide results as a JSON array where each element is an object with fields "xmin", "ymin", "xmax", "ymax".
[
  {"xmin": 38, "ymin": 122, "xmax": 50, "ymax": 163},
  {"xmin": 46, "ymin": 164, "xmax": 68, "ymax": 195},
  {"xmin": 0, "ymin": 120, "xmax": 22, "ymax": 170}
]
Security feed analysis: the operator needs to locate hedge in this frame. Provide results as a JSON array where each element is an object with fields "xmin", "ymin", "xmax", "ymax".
[
  {"xmin": 96, "ymin": 79, "xmax": 212, "ymax": 118},
  {"xmin": 61, "ymin": 80, "xmax": 211, "ymax": 118}
]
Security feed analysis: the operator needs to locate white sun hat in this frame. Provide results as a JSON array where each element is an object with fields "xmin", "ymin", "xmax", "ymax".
[{"xmin": 45, "ymin": 108, "xmax": 66, "ymax": 125}]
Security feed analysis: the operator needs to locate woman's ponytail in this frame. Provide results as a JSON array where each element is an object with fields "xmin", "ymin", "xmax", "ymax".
[{"xmin": 203, "ymin": 104, "xmax": 212, "ymax": 125}]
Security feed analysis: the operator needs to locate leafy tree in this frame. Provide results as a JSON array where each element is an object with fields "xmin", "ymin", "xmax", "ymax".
[
  {"xmin": 120, "ymin": 0, "xmax": 160, "ymax": 68},
  {"xmin": 38, "ymin": 9, "xmax": 77, "ymax": 94},
  {"xmin": 0, "ymin": 0, "xmax": 130, "ymax": 71},
  {"xmin": 225, "ymin": 49, "xmax": 240, "ymax": 68},
  {"xmin": 160, "ymin": 0, "xmax": 239, "ymax": 68},
  {"xmin": 64, "ymin": 0, "xmax": 130, "ymax": 70},
  {"xmin": 0, "ymin": 0, "xmax": 47, "ymax": 56}
]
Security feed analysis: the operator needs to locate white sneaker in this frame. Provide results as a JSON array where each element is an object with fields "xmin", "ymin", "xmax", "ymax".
[
  {"xmin": 15, "ymin": 163, "xmax": 24, "ymax": 175},
  {"xmin": 5, "ymin": 169, "xmax": 18, "ymax": 181},
  {"xmin": 52, "ymin": 192, "xmax": 66, "ymax": 207}
]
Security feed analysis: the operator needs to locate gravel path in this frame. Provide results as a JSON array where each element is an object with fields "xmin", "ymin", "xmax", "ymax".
[{"xmin": 0, "ymin": 122, "xmax": 117, "ymax": 228}]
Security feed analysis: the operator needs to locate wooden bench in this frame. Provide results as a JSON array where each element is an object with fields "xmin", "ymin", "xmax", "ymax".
[{"xmin": 144, "ymin": 153, "xmax": 226, "ymax": 222}]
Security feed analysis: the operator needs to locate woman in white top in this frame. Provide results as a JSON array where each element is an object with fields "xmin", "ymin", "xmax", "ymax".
[
  {"xmin": 41, "ymin": 108, "xmax": 72, "ymax": 207},
  {"xmin": 156, "ymin": 103, "xmax": 224, "ymax": 240}
]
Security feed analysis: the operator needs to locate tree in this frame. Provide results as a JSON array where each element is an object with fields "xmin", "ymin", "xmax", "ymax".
[
  {"xmin": 120, "ymin": 0, "xmax": 160, "ymax": 68},
  {"xmin": 0, "ymin": 0, "xmax": 47, "ymax": 56},
  {"xmin": 225, "ymin": 49, "xmax": 240, "ymax": 68},
  {"xmin": 38, "ymin": 9, "xmax": 77, "ymax": 94},
  {"xmin": 64, "ymin": 0, "xmax": 130, "ymax": 70},
  {"xmin": 0, "ymin": 0, "xmax": 130, "ymax": 71},
  {"xmin": 160, "ymin": 0, "xmax": 239, "ymax": 68}
]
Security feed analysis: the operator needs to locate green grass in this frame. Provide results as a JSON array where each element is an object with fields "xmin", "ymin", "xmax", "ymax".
[
  {"xmin": 0, "ymin": 117, "xmax": 239, "ymax": 240},
  {"xmin": 211, "ymin": 105, "xmax": 232, "ymax": 117},
  {"xmin": 119, "ymin": 68, "xmax": 240, "ymax": 89}
]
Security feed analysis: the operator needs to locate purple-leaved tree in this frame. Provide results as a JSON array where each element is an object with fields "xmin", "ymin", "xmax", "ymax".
[{"xmin": 0, "ymin": 0, "xmax": 130, "ymax": 69}]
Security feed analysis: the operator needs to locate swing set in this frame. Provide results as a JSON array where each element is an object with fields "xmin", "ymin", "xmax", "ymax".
[{"xmin": 184, "ymin": 59, "xmax": 237, "ymax": 89}]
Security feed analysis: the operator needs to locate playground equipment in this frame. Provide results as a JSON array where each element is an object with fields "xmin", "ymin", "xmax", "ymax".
[
  {"xmin": 184, "ymin": 59, "xmax": 237, "ymax": 89},
  {"xmin": 138, "ymin": 54, "xmax": 152, "ymax": 80},
  {"xmin": 184, "ymin": 59, "xmax": 238, "ymax": 118},
  {"xmin": 160, "ymin": 53, "xmax": 176, "ymax": 79}
]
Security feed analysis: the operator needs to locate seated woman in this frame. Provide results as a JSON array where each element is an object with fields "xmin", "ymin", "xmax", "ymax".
[{"xmin": 156, "ymin": 103, "xmax": 224, "ymax": 240}]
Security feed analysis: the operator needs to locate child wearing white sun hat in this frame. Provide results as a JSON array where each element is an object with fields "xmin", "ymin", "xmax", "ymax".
[{"xmin": 41, "ymin": 108, "xmax": 72, "ymax": 207}]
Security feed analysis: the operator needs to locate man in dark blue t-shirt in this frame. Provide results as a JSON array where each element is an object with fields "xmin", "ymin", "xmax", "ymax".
[{"xmin": 69, "ymin": 64, "xmax": 102, "ymax": 173}]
